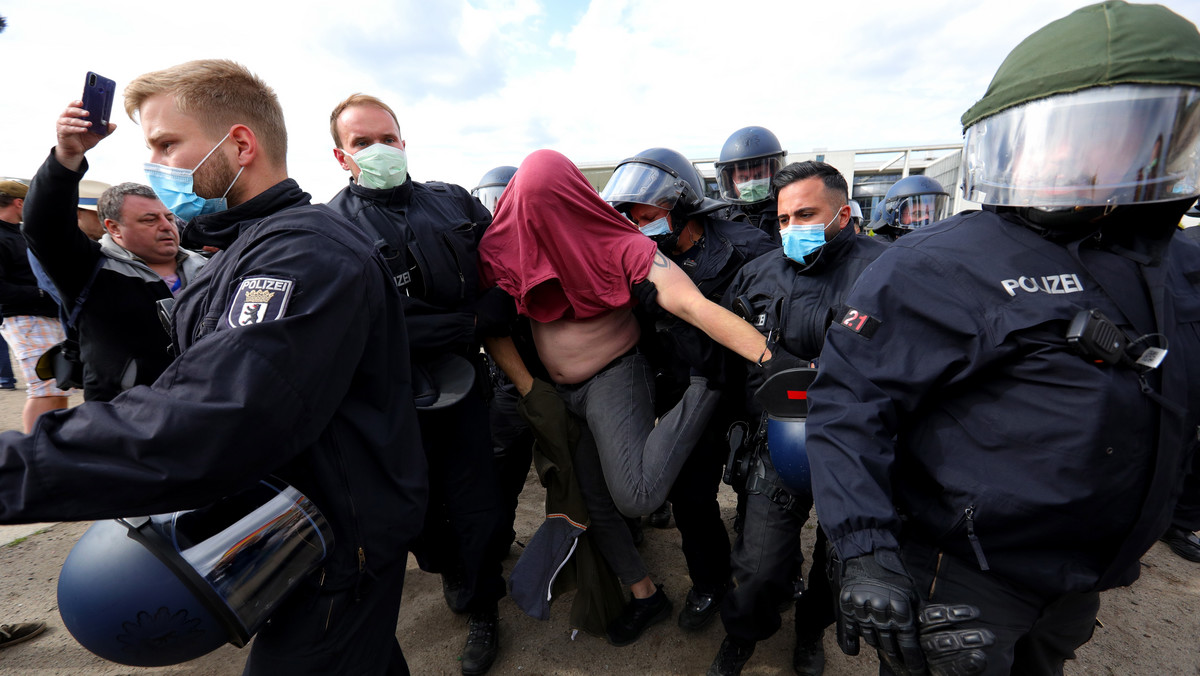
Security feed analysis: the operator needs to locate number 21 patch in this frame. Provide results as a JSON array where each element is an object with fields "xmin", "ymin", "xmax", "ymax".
[{"xmin": 835, "ymin": 306, "xmax": 881, "ymax": 339}]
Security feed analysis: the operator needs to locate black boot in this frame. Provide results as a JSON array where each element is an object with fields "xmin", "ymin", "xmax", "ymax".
[
  {"xmin": 442, "ymin": 570, "xmax": 469, "ymax": 614},
  {"xmin": 1160, "ymin": 526, "xmax": 1200, "ymax": 563},
  {"xmin": 460, "ymin": 610, "xmax": 499, "ymax": 675},
  {"xmin": 792, "ymin": 632, "xmax": 825, "ymax": 676},
  {"xmin": 606, "ymin": 584, "xmax": 671, "ymax": 646},
  {"xmin": 646, "ymin": 502, "xmax": 672, "ymax": 529},
  {"xmin": 707, "ymin": 635, "xmax": 755, "ymax": 676},
  {"xmin": 678, "ymin": 585, "xmax": 725, "ymax": 630}
]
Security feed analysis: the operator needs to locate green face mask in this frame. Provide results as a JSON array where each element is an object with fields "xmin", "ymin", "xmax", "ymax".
[
  {"xmin": 737, "ymin": 177, "xmax": 771, "ymax": 203},
  {"xmin": 352, "ymin": 143, "xmax": 408, "ymax": 190}
]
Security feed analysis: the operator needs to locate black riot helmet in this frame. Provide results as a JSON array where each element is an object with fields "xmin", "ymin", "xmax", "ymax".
[
  {"xmin": 601, "ymin": 147, "xmax": 724, "ymax": 247},
  {"xmin": 714, "ymin": 126, "xmax": 787, "ymax": 206},
  {"xmin": 471, "ymin": 165, "xmax": 517, "ymax": 215},
  {"xmin": 881, "ymin": 175, "xmax": 951, "ymax": 232}
]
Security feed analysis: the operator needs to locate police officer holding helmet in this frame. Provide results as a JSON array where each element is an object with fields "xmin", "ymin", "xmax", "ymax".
[
  {"xmin": 603, "ymin": 147, "xmax": 775, "ymax": 633},
  {"xmin": 807, "ymin": 3, "xmax": 1200, "ymax": 674},
  {"xmin": 715, "ymin": 126, "xmax": 788, "ymax": 241},
  {"xmin": 870, "ymin": 175, "xmax": 950, "ymax": 243}
]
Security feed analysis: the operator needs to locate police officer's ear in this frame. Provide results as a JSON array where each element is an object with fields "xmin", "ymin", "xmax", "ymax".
[{"xmin": 227, "ymin": 124, "xmax": 258, "ymax": 169}]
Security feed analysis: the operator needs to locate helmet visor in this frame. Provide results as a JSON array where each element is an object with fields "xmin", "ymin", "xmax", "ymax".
[
  {"xmin": 601, "ymin": 161, "xmax": 684, "ymax": 211},
  {"xmin": 716, "ymin": 155, "xmax": 785, "ymax": 203},
  {"xmin": 963, "ymin": 85, "xmax": 1200, "ymax": 207},
  {"xmin": 472, "ymin": 185, "xmax": 505, "ymax": 214},
  {"xmin": 888, "ymin": 193, "xmax": 950, "ymax": 230}
]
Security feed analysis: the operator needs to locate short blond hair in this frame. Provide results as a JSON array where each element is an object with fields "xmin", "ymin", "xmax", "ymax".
[
  {"xmin": 124, "ymin": 59, "xmax": 288, "ymax": 168},
  {"xmin": 329, "ymin": 94, "xmax": 401, "ymax": 148}
]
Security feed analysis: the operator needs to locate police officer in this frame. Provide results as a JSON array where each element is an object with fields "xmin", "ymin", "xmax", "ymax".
[
  {"xmin": 709, "ymin": 161, "xmax": 887, "ymax": 676},
  {"xmin": 0, "ymin": 59, "xmax": 428, "ymax": 674},
  {"xmin": 473, "ymin": 164, "xmax": 538, "ymax": 556},
  {"xmin": 869, "ymin": 174, "xmax": 950, "ymax": 243},
  {"xmin": 603, "ymin": 147, "xmax": 776, "ymax": 632},
  {"xmin": 714, "ymin": 126, "xmax": 787, "ymax": 242},
  {"xmin": 808, "ymin": 3, "xmax": 1200, "ymax": 674},
  {"xmin": 471, "ymin": 166, "xmax": 517, "ymax": 215},
  {"xmin": 327, "ymin": 95, "xmax": 510, "ymax": 675}
]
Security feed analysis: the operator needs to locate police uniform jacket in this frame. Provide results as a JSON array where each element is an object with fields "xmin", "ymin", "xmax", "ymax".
[
  {"xmin": 0, "ymin": 179, "xmax": 428, "ymax": 591},
  {"xmin": 643, "ymin": 216, "xmax": 775, "ymax": 386},
  {"xmin": 0, "ymin": 219, "xmax": 57, "ymax": 319},
  {"xmin": 807, "ymin": 207, "xmax": 1200, "ymax": 597},
  {"xmin": 722, "ymin": 224, "xmax": 887, "ymax": 413},
  {"xmin": 23, "ymin": 151, "xmax": 207, "ymax": 401},
  {"xmin": 328, "ymin": 177, "xmax": 494, "ymax": 359}
]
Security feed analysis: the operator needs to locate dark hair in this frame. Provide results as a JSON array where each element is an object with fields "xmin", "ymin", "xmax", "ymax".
[
  {"xmin": 771, "ymin": 161, "xmax": 848, "ymax": 207},
  {"xmin": 98, "ymin": 182, "xmax": 160, "ymax": 224}
]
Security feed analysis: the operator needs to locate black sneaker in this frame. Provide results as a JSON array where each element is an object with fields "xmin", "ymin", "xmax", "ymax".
[
  {"xmin": 0, "ymin": 622, "xmax": 45, "ymax": 650},
  {"xmin": 646, "ymin": 502, "xmax": 672, "ymax": 529},
  {"xmin": 678, "ymin": 585, "xmax": 724, "ymax": 630},
  {"xmin": 460, "ymin": 611, "xmax": 499, "ymax": 675},
  {"xmin": 1160, "ymin": 526, "xmax": 1200, "ymax": 563},
  {"xmin": 792, "ymin": 633, "xmax": 825, "ymax": 676},
  {"xmin": 443, "ymin": 572, "xmax": 469, "ymax": 614},
  {"xmin": 707, "ymin": 635, "xmax": 755, "ymax": 676},
  {"xmin": 606, "ymin": 584, "xmax": 672, "ymax": 646}
]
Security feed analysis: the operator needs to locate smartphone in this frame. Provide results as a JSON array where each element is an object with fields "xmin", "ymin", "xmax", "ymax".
[{"xmin": 81, "ymin": 71, "xmax": 115, "ymax": 136}]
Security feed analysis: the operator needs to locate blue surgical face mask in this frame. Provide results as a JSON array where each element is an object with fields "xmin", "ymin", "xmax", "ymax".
[
  {"xmin": 351, "ymin": 143, "xmax": 408, "ymax": 190},
  {"xmin": 780, "ymin": 209, "xmax": 841, "ymax": 261},
  {"xmin": 144, "ymin": 132, "xmax": 243, "ymax": 223},
  {"xmin": 638, "ymin": 216, "xmax": 671, "ymax": 237}
]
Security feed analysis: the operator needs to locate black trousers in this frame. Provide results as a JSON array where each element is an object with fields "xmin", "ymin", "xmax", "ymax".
[
  {"xmin": 894, "ymin": 543, "xmax": 1100, "ymax": 676},
  {"xmin": 411, "ymin": 387, "xmax": 509, "ymax": 613},
  {"xmin": 721, "ymin": 486, "xmax": 834, "ymax": 642},
  {"xmin": 667, "ymin": 407, "xmax": 734, "ymax": 594},
  {"xmin": 244, "ymin": 561, "xmax": 409, "ymax": 675},
  {"xmin": 489, "ymin": 383, "xmax": 534, "ymax": 551}
]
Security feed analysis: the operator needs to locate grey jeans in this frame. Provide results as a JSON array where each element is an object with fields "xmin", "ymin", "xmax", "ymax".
[{"xmin": 557, "ymin": 353, "xmax": 720, "ymax": 584}]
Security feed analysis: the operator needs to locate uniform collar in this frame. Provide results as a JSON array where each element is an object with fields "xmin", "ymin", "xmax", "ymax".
[
  {"xmin": 345, "ymin": 175, "xmax": 414, "ymax": 209},
  {"xmin": 182, "ymin": 179, "xmax": 311, "ymax": 250}
]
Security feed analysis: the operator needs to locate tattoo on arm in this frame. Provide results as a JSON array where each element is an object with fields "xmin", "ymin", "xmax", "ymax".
[{"xmin": 653, "ymin": 252, "xmax": 669, "ymax": 268}]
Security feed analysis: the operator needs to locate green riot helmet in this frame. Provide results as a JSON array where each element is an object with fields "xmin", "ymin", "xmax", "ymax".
[{"xmin": 961, "ymin": 2, "xmax": 1200, "ymax": 214}]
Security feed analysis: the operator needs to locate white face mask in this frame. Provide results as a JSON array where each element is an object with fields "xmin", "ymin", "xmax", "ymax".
[{"xmin": 349, "ymin": 143, "xmax": 408, "ymax": 190}]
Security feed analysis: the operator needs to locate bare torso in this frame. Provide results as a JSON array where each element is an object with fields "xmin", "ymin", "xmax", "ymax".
[{"xmin": 531, "ymin": 307, "xmax": 641, "ymax": 384}]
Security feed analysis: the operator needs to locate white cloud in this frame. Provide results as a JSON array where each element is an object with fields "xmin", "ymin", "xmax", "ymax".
[{"xmin": 2, "ymin": 0, "xmax": 1193, "ymax": 202}]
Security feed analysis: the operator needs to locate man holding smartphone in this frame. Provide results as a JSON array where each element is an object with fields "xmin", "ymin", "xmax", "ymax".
[
  {"xmin": 0, "ymin": 60, "xmax": 428, "ymax": 674},
  {"xmin": 22, "ymin": 103, "xmax": 206, "ymax": 402}
]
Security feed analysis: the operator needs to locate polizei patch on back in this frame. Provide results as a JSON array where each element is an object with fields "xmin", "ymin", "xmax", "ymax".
[{"xmin": 228, "ymin": 276, "xmax": 294, "ymax": 328}]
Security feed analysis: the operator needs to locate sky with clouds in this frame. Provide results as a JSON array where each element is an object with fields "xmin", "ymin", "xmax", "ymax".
[{"xmin": 2, "ymin": 0, "xmax": 1197, "ymax": 201}]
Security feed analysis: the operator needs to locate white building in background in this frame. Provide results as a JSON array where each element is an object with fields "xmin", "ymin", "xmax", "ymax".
[{"xmin": 578, "ymin": 142, "xmax": 981, "ymax": 221}]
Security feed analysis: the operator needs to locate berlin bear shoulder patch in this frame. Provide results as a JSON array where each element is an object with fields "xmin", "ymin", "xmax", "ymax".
[{"xmin": 227, "ymin": 276, "xmax": 294, "ymax": 328}]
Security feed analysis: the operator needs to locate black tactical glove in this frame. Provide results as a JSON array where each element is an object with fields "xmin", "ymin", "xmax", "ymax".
[
  {"xmin": 761, "ymin": 342, "xmax": 806, "ymax": 379},
  {"xmin": 919, "ymin": 604, "xmax": 994, "ymax": 676},
  {"xmin": 837, "ymin": 550, "xmax": 926, "ymax": 673}
]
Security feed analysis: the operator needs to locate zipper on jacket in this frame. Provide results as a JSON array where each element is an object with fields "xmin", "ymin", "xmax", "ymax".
[
  {"xmin": 442, "ymin": 231, "xmax": 467, "ymax": 299},
  {"xmin": 964, "ymin": 505, "xmax": 990, "ymax": 571},
  {"xmin": 331, "ymin": 434, "xmax": 367, "ymax": 601}
]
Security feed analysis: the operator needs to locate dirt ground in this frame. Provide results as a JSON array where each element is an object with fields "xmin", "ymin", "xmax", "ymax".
[{"xmin": 0, "ymin": 372, "xmax": 1197, "ymax": 675}]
